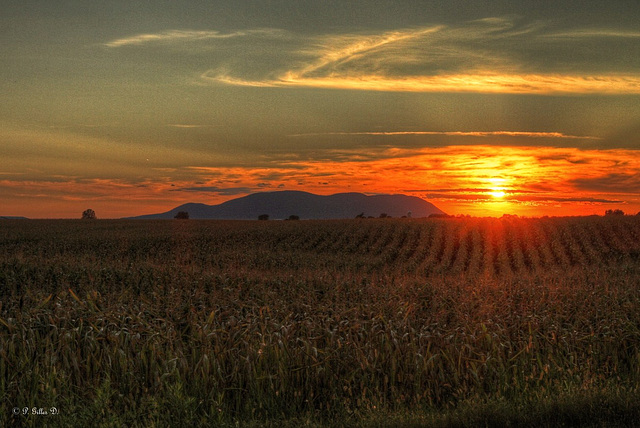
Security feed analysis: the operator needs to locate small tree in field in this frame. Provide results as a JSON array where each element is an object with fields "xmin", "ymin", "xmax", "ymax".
[
  {"xmin": 258, "ymin": 214, "xmax": 269, "ymax": 221},
  {"xmin": 605, "ymin": 209, "xmax": 625, "ymax": 216},
  {"xmin": 286, "ymin": 215, "xmax": 300, "ymax": 221},
  {"xmin": 82, "ymin": 209, "xmax": 96, "ymax": 220},
  {"xmin": 174, "ymin": 211, "xmax": 189, "ymax": 220}
]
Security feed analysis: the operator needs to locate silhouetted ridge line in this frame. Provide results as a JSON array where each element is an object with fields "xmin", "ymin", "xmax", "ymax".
[{"xmin": 128, "ymin": 191, "xmax": 445, "ymax": 220}]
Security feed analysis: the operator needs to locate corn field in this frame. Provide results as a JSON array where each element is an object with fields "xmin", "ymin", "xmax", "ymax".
[{"xmin": 1, "ymin": 216, "xmax": 640, "ymax": 426}]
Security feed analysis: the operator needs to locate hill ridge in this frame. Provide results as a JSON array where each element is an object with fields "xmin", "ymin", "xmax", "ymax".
[{"xmin": 128, "ymin": 191, "xmax": 445, "ymax": 220}]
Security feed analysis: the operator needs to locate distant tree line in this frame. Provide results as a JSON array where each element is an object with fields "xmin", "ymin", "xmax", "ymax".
[
  {"xmin": 605, "ymin": 209, "xmax": 625, "ymax": 216},
  {"xmin": 355, "ymin": 212, "xmax": 415, "ymax": 219},
  {"xmin": 107, "ymin": 208, "xmax": 640, "ymax": 222}
]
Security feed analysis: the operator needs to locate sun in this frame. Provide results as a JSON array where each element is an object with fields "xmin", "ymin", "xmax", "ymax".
[{"xmin": 487, "ymin": 177, "xmax": 508, "ymax": 199}]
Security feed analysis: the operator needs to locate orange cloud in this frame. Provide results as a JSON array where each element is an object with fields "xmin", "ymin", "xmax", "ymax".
[
  {"xmin": 177, "ymin": 145, "xmax": 640, "ymax": 217},
  {"xmin": 3, "ymin": 145, "xmax": 638, "ymax": 218},
  {"xmin": 208, "ymin": 71, "xmax": 640, "ymax": 94},
  {"xmin": 289, "ymin": 131, "xmax": 601, "ymax": 140}
]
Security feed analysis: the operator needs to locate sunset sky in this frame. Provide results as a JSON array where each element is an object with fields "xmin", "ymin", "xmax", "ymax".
[{"xmin": 2, "ymin": 1, "xmax": 639, "ymax": 218}]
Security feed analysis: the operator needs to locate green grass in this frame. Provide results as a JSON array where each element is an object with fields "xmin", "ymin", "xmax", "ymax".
[{"xmin": 1, "ymin": 217, "xmax": 639, "ymax": 426}]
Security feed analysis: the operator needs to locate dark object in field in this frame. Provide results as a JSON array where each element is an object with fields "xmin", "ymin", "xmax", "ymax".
[{"xmin": 81, "ymin": 209, "xmax": 96, "ymax": 220}]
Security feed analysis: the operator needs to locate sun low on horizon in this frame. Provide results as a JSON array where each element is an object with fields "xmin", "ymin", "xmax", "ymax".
[{"xmin": 1, "ymin": 1, "xmax": 639, "ymax": 219}]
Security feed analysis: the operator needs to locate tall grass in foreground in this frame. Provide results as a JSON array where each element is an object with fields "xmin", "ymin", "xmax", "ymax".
[{"xmin": 1, "ymin": 217, "xmax": 640, "ymax": 426}]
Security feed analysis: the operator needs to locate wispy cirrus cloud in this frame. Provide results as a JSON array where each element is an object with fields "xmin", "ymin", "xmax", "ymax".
[
  {"xmin": 197, "ymin": 18, "xmax": 640, "ymax": 94},
  {"xmin": 104, "ymin": 18, "xmax": 640, "ymax": 94},
  {"xmin": 541, "ymin": 29, "xmax": 640, "ymax": 39},
  {"xmin": 104, "ymin": 28, "xmax": 284, "ymax": 47},
  {"xmin": 208, "ymin": 72, "xmax": 640, "ymax": 94},
  {"xmin": 289, "ymin": 131, "xmax": 602, "ymax": 140},
  {"xmin": 166, "ymin": 124, "xmax": 216, "ymax": 129}
]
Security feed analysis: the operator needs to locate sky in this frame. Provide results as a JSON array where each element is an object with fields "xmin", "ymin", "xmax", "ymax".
[{"xmin": 2, "ymin": 1, "xmax": 640, "ymax": 218}]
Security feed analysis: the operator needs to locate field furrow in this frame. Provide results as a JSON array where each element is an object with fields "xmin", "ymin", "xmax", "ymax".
[
  {"xmin": 418, "ymin": 220, "xmax": 446, "ymax": 276},
  {"xmin": 466, "ymin": 226, "xmax": 485, "ymax": 276},
  {"xmin": 434, "ymin": 220, "xmax": 460, "ymax": 273},
  {"xmin": 450, "ymin": 222, "xmax": 472, "ymax": 274}
]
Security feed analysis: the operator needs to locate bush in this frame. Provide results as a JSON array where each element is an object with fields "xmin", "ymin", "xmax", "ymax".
[
  {"xmin": 174, "ymin": 211, "xmax": 189, "ymax": 220},
  {"xmin": 81, "ymin": 209, "xmax": 96, "ymax": 220}
]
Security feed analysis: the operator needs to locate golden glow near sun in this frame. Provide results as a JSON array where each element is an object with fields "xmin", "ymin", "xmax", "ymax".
[{"xmin": 3, "ymin": 143, "xmax": 638, "ymax": 218}]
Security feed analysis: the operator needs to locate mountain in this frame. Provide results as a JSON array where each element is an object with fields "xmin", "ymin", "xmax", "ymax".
[{"xmin": 129, "ymin": 191, "xmax": 445, "ymax": 220}]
